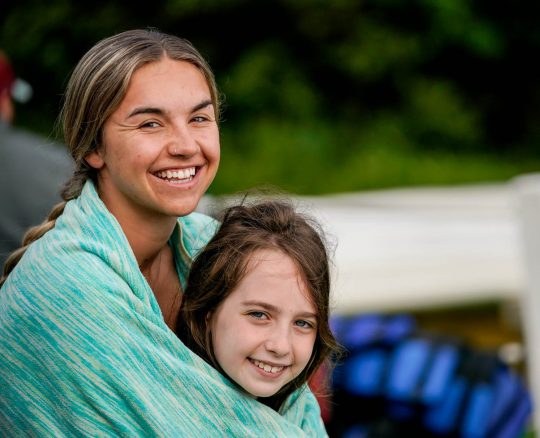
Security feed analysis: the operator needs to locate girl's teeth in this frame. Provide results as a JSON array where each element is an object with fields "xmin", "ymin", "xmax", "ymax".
[{"xmin": 252, "ymin": 359, "xmax": 284, "ymax": 374}]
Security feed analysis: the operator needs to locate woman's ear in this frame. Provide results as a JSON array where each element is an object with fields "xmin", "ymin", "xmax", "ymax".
[{"xmin": 85, "ymin": 148, "xmax": 105, "ymax": 170}]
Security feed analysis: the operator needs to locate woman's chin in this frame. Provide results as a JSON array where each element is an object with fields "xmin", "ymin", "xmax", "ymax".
[{"xmin": 162, "ymin": 195, "xmax": 202, "ymax": 218}]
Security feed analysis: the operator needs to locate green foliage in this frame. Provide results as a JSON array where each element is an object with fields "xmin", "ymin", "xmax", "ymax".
[
  {"xmin": 212, "ymin": 117, "xmax": 537, "ymax": 195},
  {"xmin": 332, "ymin": 23, "xmax": 422, "ymax": 80},
  {"xmin": 2, "ymin": 0, "xmax": 540, "ymax": 195},
  {"xmin": 401, "ymin": 77, "xmax": 482, "ymax": 151},
  {"xmin": 419, "ymin": 0, "xmax": 504, "ymax": 56},
  {"xmin": 222, "ymin": 41, "xmax": 320, "ymax": 121}
]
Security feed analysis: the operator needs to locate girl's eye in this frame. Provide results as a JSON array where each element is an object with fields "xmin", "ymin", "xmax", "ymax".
[
  {"xmin": 295, "ymin": 320, "xmax": 315, "ymax": 329},
  {"xmin": 248, "ymin": 311, "xmax": 268, "ymax": 320}
]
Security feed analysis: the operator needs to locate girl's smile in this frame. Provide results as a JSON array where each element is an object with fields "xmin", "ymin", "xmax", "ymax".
[
  {"xmin": 250, "ymin": 358, "xmax": 288, "ymax": 375},
  {"xmin": 209, "ymin": 249, "xmax": 317, "ymax": 398}
]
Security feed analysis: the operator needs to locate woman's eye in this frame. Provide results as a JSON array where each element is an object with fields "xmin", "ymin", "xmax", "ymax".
[
  {"xmin": 191, "ymin": 115, "xmax": 210, "ymax": 123},
  {"xmin": 140, "ymin": 121, "xmax": 160, "ymax": 128}
]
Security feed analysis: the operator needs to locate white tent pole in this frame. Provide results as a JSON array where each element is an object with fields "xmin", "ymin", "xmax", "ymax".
[{"xmin": 513, "ymin": 173, "xmax": 540, "ymax": 431}]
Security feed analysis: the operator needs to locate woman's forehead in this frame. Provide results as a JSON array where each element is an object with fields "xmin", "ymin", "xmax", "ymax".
[{"xmin": 122, "ymin": 58, "xmax": 212, "ymax": 109}]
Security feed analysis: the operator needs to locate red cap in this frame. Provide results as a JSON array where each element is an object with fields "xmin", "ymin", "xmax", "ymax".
[{"xmin": 0, "ymin": 51, "xmax": 16, "ymax": 95}]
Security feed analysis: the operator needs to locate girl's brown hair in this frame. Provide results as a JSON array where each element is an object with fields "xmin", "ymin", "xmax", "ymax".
[
  {"xmin": 176, "ymin": 199, "xmax": 340, "ymax": 411},
  {"xmin": 1, "ymin": 28, "xmax": 219, "ymax": 286}
]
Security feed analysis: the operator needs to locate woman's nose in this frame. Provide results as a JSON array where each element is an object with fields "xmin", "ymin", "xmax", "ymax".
[{"xmin": 167, "ymin": 124, "xmax": 199, "ymax": 157}]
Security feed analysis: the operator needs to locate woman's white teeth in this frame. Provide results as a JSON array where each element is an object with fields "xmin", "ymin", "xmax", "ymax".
[
  {"xmin": 157, "ymin": 167, "xmax": 195, "ymax": 180},
  {"xmin": 252, "ymin": 360, "xmax": 284, "ymax": 374}
]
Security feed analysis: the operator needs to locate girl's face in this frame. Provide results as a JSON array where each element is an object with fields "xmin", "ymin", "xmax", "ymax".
[
  {"xmin": 86, "ymin": 57, "xmax": 220, "ymax": 224},
  {"xmin": 209, "ymin": 249, "xmax": 317, "ymax": 398}
]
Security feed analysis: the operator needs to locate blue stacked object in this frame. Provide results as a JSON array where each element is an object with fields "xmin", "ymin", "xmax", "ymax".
[{"xmin": 327, "ymin": 314, "xmax": 533, "ymax": 438}]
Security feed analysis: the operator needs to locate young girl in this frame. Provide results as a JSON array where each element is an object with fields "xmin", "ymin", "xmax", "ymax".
[{"xmin": 176, "ymin": 199, "xmax": 340, "ymax": 412}]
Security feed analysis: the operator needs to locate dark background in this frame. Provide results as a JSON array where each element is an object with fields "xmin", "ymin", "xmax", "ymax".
[{"xmin": 2, "ymin": 0, "xmax": 540, "ymax": 194}]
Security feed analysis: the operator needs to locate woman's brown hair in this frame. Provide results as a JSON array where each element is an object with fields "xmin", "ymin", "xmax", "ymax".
[
  {"xmin": 176, "ymin": 199, "xmax": 340, "ymax": 411},
  {"xmin": 1, "ymin": 28, "xmax": 220, "ymax": 286}
]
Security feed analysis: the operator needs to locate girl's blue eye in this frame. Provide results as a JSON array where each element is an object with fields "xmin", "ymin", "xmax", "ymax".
[
  {"xmin": 249, "ymin": 311, "xmax": 266, "ymax": 320},
  {"xmin": 295, "ymin": 320, "xmax": 314, "ymax": 329}
]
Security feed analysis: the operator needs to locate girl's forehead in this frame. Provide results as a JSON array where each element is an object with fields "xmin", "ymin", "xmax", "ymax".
[
  {"xmin": 247, "ymin": 249, "xmax": 314, "ymax": 291},
  {"xmin": 229, "ymin": 249, "xmax": 317, "ymax": 313}
]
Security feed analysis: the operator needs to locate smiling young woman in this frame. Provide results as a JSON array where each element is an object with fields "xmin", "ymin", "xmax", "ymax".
[
  {"xmin": 0, "ymin": 29, "xmax": 328, "ymax": 436},
  {"xmin": 83, "ymin": 58, "xmax": 221, "ymax": 322}
]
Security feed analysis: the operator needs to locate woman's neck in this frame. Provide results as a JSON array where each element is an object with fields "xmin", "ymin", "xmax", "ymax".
[
  {"xmin": 124, "ymin": 217, "xmax": 182, "ymax": 328},
  {"xmin": 99, "ymin": 198, "xmax": 177, "ymax": 265},
  {"xmin": 94, "ymin": 178, "xmax": 177, "ymax": 264},
  {"xmin": 125, "ymin": 219, "xmax": 176, "ymax": 268},
  {"xmin": 95, "ymin": 182, "xmax": 182, "ymax": 328}
]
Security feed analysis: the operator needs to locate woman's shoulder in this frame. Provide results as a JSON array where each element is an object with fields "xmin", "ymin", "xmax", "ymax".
[
  {"xmin": 2, "ymin": 235, "xmax": 130, "ymax": 308},
  {"xmin": 0, "ymin": 205, "xmax": 146, "ymax": 317},
  {"xmin": 178, "ymin": 211, "xmax": 219, "ymax": 255},
  {"xmin": 179, "ymin": 211, "xmax": 219, "ymax": 233}
]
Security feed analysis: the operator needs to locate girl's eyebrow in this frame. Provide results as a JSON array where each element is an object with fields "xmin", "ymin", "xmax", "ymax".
[
  {"xmin": 242, "ymin": 300, "xmax": 317, "ymax": 319},
  {"xmin": 242, "ymin": 301, "xmax": 278, "ymax": 313},
  {"xmin": 127, "ymin": 99, "xmax": 213, "ymax": 119}
]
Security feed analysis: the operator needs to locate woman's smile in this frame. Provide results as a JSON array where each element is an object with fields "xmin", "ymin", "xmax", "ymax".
[{"xmin": 153, "ymin": 167, "xmax": 197, "ymax": 183}]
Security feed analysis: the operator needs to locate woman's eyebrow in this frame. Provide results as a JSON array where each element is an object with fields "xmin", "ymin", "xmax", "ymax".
[
  {"xmin": 191, "ymin": 99, "xmax": 213, "ymax": 113},
  {"xmin": 126, "ymin": 99, "xmax": 213, "ymax": 119},
  {"xmin": 127, "ymin": 107, "xmax": 164, "ymax": 118}
]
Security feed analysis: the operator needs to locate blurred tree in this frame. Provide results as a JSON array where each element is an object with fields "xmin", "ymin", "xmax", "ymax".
[{"xmin": 2, "ymin": 0, "xmax": 540, "ymax": 194}]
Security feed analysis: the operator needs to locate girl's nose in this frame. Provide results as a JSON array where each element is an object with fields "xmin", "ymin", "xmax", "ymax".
[{"xmin": 265, "ymin": 326, "xmax": 292, "ymax": 357}]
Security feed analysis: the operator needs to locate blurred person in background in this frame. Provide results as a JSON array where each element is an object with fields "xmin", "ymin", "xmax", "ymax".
[{"xmin": 0, "ymin": 50, "xmax": 72, "ymax": 267}]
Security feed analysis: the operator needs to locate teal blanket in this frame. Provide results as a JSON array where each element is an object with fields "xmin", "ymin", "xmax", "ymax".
[{"xmin": 0, "ymin": 181, "xmax": 327, "ymax": 436}]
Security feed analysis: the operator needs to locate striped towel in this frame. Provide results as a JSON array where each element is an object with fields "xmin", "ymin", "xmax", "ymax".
[{"xmin": 0, "ymin": 181, "xmax": 327, "ymax": 437}]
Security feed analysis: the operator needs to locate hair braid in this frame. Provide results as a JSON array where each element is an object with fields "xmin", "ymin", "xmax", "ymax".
[{"xmin": 1, "ymin": 200, "xmax": 66, "ymax": 286}]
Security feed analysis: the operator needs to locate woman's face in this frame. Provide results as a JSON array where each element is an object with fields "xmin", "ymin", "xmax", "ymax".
[{"xmin": 86, "ymin": 57, "xmax": 220, "ymax": 224}]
